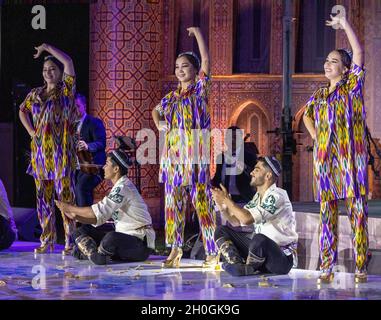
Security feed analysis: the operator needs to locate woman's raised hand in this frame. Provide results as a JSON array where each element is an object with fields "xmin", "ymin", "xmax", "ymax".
[
  {"xmin": 187, "ymin": 27, "xmax": 200, "ymax": 37},
  {"xmin": 326, "ymin": 14, "xmax": 347, "ymax": 30},
  {"xmin": 33, "ymin": 44, "xmax": 47, "ymax": 59}
]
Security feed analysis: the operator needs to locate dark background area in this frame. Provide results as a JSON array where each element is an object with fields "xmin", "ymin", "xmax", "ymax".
[{"xmin": 0, "ymin": 3, "xmax": 89, "ymax": 242}]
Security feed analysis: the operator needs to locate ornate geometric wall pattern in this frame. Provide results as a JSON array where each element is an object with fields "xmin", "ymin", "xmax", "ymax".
[
  {"xmin": 89, "ymin": 0, "xmax": 163, "ymax": 207},
  {"xmin": 162, "ymin": 0, "xmax": 176, "ymax": 77}
]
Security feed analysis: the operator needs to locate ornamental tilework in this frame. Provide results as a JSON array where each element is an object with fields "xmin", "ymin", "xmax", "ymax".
[{"xmin": 89, "ymin": 0, "xmax": 162, "ymax": 199}]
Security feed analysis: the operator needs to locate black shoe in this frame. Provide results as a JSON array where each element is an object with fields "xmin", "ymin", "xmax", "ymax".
[
  {"xmin": 89, "ymin": 252, "xmax": 110, "ymax": 265},
  {"xmin": 216, "ymin": 239, "xmax": 244, "ymax": 264},
  {"xmin": 75, "ymin": 235, "xmax": 98, "ymax": 258},
  {"xmin": 222, "ymin": 262, "xmax": 259, "ymax": 277},
  {"xmin": 72, "ymin": 245, "xmax": 87, "ymax": 260}
]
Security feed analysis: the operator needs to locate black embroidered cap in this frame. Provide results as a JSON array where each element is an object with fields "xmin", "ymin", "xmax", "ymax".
[
  {"xmin": 263, "ymin": 156, "xmax": 282, "ymax": 177},
  {"xmin": 109, "ymin": 149, "xmax": 132, "ymax": 170}
]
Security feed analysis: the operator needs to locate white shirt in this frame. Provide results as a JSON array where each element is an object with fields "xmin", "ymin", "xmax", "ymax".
[
  {"xmin": 0, "ymin": 179, "xmax": 18, "ymax": 236},
  {"xmin": 243, "ymin": 183, "xmax": 298, "ymax": 257},
  {"xmin": 91, "ymin": 176, "xmax": 155, "ymax": 249},
  {"xmin": 76, "ymin": 113, "xmax": 87, "ymax": 135}
]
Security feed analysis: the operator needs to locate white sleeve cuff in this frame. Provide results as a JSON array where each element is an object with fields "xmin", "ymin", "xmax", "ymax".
[{"xmin": 91, "ymin": 203, "xmax": 105, "ymax": 227}]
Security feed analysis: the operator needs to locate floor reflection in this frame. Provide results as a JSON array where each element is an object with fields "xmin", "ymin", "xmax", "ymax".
[{"xmin": 1, "ymin": 242, "xmax": 381, "ymax": 300}]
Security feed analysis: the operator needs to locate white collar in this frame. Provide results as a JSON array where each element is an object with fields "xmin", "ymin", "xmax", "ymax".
[
  {"xmin": 80, "ymin": 113, "xmax": 87, "ymax": 123},
  {"xmin": 113, "ymin": 175, "xmax": 129, "ymax": 187},
  {"xmin": 254, "ymin": 183, "xmax": 277, "ymax": 202}
]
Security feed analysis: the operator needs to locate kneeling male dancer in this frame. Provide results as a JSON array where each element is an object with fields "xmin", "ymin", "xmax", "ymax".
[
  {"xmin": 211, "ymin": 156, "xmax": 298, "ymax": 276},
  {"xmin": 56, "ymin": 149, "xmax": 155, "ymax": 265}
]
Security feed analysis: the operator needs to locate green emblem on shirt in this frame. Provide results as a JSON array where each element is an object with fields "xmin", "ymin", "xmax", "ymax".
[
  {"xmin": 260, "ymin": 195, "xmax": 277, "ymax": 214},
  {"xmin": 107, "ymin": 187, "xmax": 124, "ymax": 204},
  {"xmin": 112, "ymin": 210, "xmax": 119, "ymax": 222},
  {"xmin": 245, "ymin": 197, "xmax": 258, "ymax": 209}
]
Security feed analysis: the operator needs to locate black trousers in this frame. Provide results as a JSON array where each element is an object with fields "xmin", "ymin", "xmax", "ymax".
[
  {"xmin": 73, "ymin": 225, "xmax": 151, "ymax": 262},
  {"xmin": 215, "ymin": 225, "xmax": 293, "ymax": 275},
  {"xmin": 74, "ymin": 171, "xmax": 102, "ymax": 207},
  {"xmin": 0, "ymin": 215, "xmax": 16, "ymax": 251}
]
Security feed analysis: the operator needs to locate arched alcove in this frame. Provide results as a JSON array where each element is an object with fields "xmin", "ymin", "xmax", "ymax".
[{"xmin": 230, "ymin": 100, "xmax": 270, "ymax": 155}]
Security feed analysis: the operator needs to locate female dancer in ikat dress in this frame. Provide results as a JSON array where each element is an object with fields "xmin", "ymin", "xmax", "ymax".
[
  {"xmin": 152, "ymin": 27, "xmax": 218, "ymax": 268},
  {"xmin": 303, "ymin": 13, "xmax": 370, "ymax": 284}
]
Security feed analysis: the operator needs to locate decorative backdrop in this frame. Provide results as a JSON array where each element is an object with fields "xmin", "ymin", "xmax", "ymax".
[{"xmin": 89, "ymin": 0, "xmax": 163, "ymax": 224}]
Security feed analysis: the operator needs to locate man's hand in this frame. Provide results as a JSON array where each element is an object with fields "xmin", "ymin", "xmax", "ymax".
[
  {"xmin": 77, "ymin": 140, "xmax": 89, "ymax": 151},
  {"xmin": 55, "ymin": 200, "xmax": 75, "ymax": 220},
  {"xmin": 211, "ymin": 186, "xmax": 229, "ymax": 210},
  {"xmin": 219, "ymin": 183, "xmax": 231, "ymax": 198}
]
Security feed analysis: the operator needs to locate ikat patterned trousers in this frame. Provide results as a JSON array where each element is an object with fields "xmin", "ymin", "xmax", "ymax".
[
  {"xmin": 164, "ymin": 183, "xmax": 218, "ymax": 255},
  {"xmin": 319, "ymin": 196, "xmax": 368, "ymax": 273},
  {"xmin": 35, "ymin": 173, "xmax": 76, "ymax": 247}
]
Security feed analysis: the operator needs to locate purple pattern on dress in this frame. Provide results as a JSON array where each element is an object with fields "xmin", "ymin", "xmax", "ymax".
[{"xmin": 304, "ymin": 63, "xmax": 368, "ymax": 202}]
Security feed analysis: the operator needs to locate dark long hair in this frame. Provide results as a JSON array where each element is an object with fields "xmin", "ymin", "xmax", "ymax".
[
  {"xmin": 43, "ymin": 55, "xmax": 64, "ymax": 73},
  {"xmin": 177, "ymin": 51, "xmax": 201, "ymax": 72},
  {"xmin": 336, "ymin": 49, "xmax": 352, "ymax": 70}
]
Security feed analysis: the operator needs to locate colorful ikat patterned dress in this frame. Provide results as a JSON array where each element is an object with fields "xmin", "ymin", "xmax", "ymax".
[
  {"xmin": 304, "ymin": 62, "xmax": 369, "ymax": 273},
  {"xmin": 19, "ymin": 73, "xmax": 79, "ymax": 248},
  {"xmin": 156, "ymin": 71, "xmax": 217, "ymax": 255}
]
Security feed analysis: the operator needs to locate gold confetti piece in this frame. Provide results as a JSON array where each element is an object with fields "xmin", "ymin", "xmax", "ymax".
[
  {"xmin": 114, "ymin": 269, "xmax": 130, "ymax": 274},
  {"xmin": 64, "ymin": 272, "xmax": 75, "ymax": 278},
  {"xmin": 222, "ymin": 283, "xmax": 234, "ymax": 288},
  {"xmin": 130, "ymin": 272, "xmax": 141, "ymax": 280},
  {"xmin": 214, "ymin": 264, "xmax": 222, "ymax": 271},
  {"xmin": 63, "ymin": 272, "xmax": 91, "ymax": 280},
  {"xmin": 0, "ymin": 281, "xmax": 6, "ymax": 287},
  {"xmin": 143, "ymin": 261, "xmax": 154, "ymax": 265},
  {"xmin": 106, "ymin": 268, "xmax": 113, "ymax": 272},
  {"xmin": 258, "ymin": 281, "xmax": 271, "ymax": 287}
]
